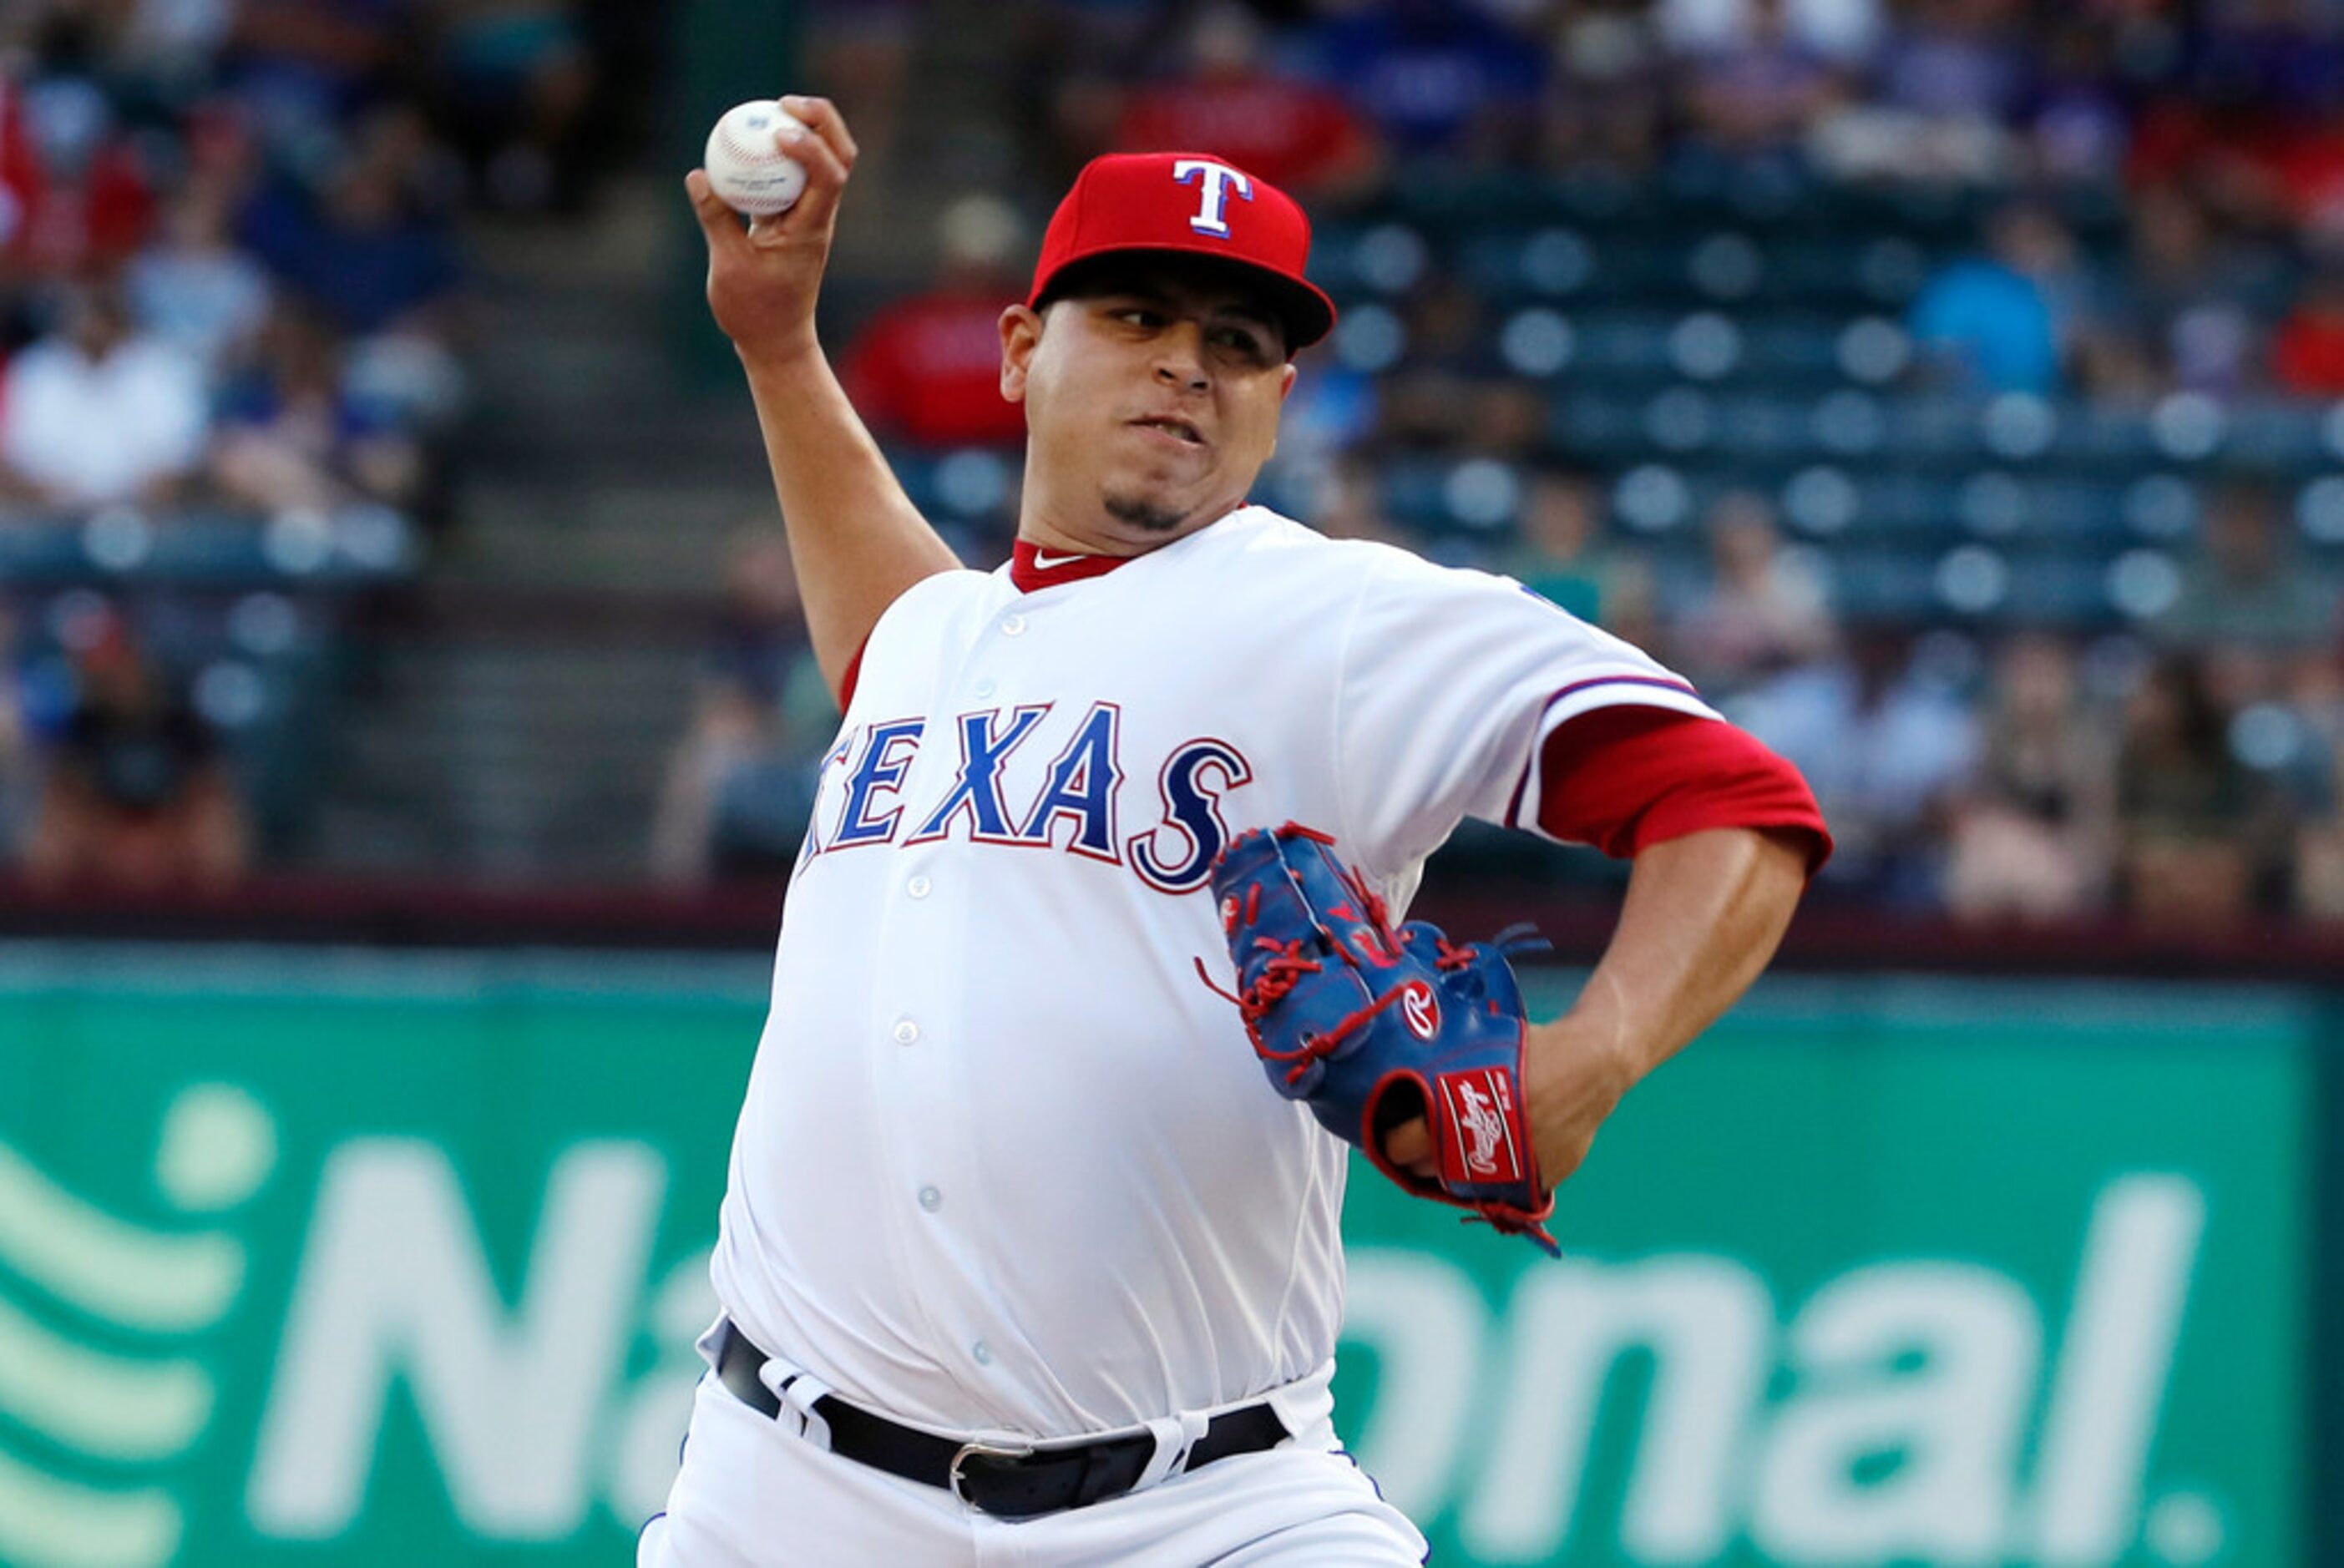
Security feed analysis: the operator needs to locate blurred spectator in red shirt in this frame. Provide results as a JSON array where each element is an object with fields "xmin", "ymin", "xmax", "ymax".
[
  {"xmin": 3, "ymin": 13, "xmax": 157, "ymax": 280},
  {"xmin": 0, "ymin": 73, "xmax": 44, "ymax": 281},
  {"xmin": 2272, "ymin": 266, "xmax": 2344, "ymax": 394},
  {"xmin": 1112, "ymin": 5, "xmax": 1380, "ymax": 204},
  {"xmin": 840, "ymin": 194, "xmax": 1030, "ymax": 451}
]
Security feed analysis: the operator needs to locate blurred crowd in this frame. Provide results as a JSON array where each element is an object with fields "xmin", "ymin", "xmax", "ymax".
[
  {"xmin": 0, "ymin": 0, "xmax": 2336, "ymax": 932},
  {"xmin": 662, "ymin": 0, "xmax": 2344, "ymax": 936},
  {"xmin": 0, "ymin": 0, "xmax": 633, "ymax": 889}
]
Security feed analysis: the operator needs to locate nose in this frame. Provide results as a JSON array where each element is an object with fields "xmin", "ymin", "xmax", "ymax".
[{"xmin": 1152, "ymin": 321, "xmax": 1209, "ymax": 392}]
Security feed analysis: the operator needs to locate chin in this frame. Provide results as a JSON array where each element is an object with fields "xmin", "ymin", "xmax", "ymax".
[{"xmin": 1101, "ymin": 489, "xmax": 1194, "ymax": 535}]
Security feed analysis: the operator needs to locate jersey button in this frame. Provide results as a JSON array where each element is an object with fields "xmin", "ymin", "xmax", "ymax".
[
  {"xmin": 907, "ymin": 875, "xmax": 932, "ymax": 899},
  {"xmin": 918, "ymin": 1185, "xmax": 943, "ymax": 1212},
  {"xmin": 971, "ymin": 1340, "xmax": 992, "ymax": 1366},
  {"xmin": 973, "ymin": 678, "xmax": 996, "ymax": 699},
  {"xmin": 893, "ymin": 1019, "xmax": 920, "ymax": 1045},
  {"xmin": 1000, "ymin": 615, "xmax": 1026, "ymax": 636}
]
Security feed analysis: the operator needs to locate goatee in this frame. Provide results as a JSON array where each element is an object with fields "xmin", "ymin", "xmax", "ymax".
[{"xmin": 1103, "ymin": 493, "xmax": 1189, "ymax": 534}]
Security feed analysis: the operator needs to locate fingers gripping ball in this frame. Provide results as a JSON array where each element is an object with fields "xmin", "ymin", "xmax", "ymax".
[
  {"xmin": 1203, "ymin": 823, "xmax": 1561, "ymax": 1255},
  {"xmin": 704, "ymin": 99, "xmax": 808, "ymax": 217}
]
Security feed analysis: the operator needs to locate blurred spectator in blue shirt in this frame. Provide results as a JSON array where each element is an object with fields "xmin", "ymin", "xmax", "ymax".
[
  {"xmin": 1312, "ymin": 0, "xmax": 1547, "ymax": 165},
  {"xmin": 1731, "ymin": 624, "xmax": 1978, "ymax": 905},
  {"xmin": 2022, "ymin": 15, "xmax": 2134, "ymax": 187},
  {"xmin": 1909, "ymin": 201, "xmax": 2079, "ymax": 393},
  {"xmin": 223, "ymin": 0, "xmax": 417, "ymax": 156},
  {"xmin": 651, "ymin": 529, "xmax": 825, "ymax": 885},
  {"xmin": 1810, "ymin": 0, "xmax": 2028, "ymax": 181},
  {"xmin": 1656, "ymin": 0, "xmax": 1881, "ymax": 67},
  {"xmin": 210, "ymin": 303, "xmax": 425, "ymax": 513},
  {"xmin": 239, "ymin": 111, "xmax": 463, "ymax": 339},
  {"xmin": 0, "ymin": 601, "xmax": 26, "ymax": 864},
  {"xmin": 23, "ymin": 604, "xmax": 247, "ymax": 892},
  {"xmin": 1676, "ymin": 0, "xmax": 1846, "ymax": 175},
  {"xmin": 129, "ymin": 177, "xmax": 275, "ymax": 373}
]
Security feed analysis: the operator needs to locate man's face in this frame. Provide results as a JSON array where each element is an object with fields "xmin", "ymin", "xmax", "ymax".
[{"xmin": 1000, "ymin": 259, "xmax": 1297, "ymax": 550}]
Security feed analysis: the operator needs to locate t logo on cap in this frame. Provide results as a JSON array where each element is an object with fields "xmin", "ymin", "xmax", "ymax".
[{"xmin": 1172, "ymin": 159, "xmax": 1253, "ymax": 239}]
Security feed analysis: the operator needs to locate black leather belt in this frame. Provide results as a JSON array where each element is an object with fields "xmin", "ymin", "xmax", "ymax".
[{"xmin": 712, "ymin": 1320, "xmax": 1288, "ymax": 1520}]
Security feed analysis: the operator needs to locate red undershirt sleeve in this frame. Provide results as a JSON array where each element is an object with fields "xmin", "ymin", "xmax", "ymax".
[{"xmin": 1534, "ymin": 706, "xmax": 1833, "ymax": 874}]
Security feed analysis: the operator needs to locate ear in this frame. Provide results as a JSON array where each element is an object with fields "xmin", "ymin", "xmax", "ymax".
[
  {"xmin": 1261, "ymin": 363, "xmax": 1299, "ymax": 463},
  {"xmin": 1000, "ymin": 304, "xmax": 1043, "ymax": 403}
]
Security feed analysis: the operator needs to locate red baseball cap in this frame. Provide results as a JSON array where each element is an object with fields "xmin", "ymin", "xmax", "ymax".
[{"xmin": 1027, "ymin": 151, "xmax": 1338, "ymax": 352}]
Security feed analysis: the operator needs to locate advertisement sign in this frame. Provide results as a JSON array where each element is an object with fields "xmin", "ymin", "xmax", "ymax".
[{"xmin": 0, "ymin": 953, "xmax": 2310, "ymax": 1566}]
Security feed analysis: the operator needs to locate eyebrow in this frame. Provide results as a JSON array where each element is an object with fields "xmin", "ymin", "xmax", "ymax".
[{"xmin": 1102, "ymin": 282, "xmax": 1282, "ymax": 342}]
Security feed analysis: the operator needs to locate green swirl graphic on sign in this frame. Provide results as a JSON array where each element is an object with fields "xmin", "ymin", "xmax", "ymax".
[{"xmin": 0, "ymin": 1085, "xmax": 276, "ymax": 1568}]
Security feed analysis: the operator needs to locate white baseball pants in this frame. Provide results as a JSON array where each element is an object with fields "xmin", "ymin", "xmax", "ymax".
[{"xmin": 637, "ymin": 1370, "xmax": 1426, "ymax": 1567}]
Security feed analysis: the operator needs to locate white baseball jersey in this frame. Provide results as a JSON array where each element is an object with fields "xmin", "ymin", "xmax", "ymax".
[{"xmin": 710, "ymin": 505, "xmax": 1716, "ymax": 1442}]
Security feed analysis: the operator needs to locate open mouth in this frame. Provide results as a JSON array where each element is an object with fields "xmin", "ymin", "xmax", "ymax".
[{"xmin": 1129, "ymin": 415, "xmax": 1205, "ymax": 446}]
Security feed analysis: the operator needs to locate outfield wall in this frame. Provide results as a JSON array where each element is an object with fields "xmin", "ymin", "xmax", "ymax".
[{"xmin": 0, "ymin": 946, "xmax": 2318, "ymax": 1567}]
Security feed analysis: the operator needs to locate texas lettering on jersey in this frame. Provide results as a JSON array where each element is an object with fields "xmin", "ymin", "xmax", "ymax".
[{"xmin": 797, "ymin": 701, "xmax": 1256, "ymax": 894}]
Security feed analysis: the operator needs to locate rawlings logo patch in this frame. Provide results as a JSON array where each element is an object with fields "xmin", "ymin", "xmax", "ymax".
[
  {"xmin": 1439, "ymin": 1070, "xmax": 1522, "ymax": 1183},
  {"xmin": 1400, "ymin": 981, "xmax": 1439, "ymax": 1040}
]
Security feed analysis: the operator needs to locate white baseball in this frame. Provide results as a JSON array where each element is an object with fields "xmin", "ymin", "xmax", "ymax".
[{"xmin": 704, "ymin": 99, "xmax": 809, "ymax": 218}]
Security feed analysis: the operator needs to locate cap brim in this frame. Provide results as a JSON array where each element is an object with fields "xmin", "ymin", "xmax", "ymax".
[{"xmin": 1032, "ymin": 246, "xmax": 1337, "ymax": 355}]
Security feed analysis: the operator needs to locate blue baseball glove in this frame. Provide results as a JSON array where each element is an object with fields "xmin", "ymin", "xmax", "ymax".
[{"xmin": 1203, "ymin": 822, "xmax": 1560, "ymax": 1254}]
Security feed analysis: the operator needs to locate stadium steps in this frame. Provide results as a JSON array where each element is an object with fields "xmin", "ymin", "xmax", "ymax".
[
  {"xmin": 301, "ymin": 175, "xmax": 775, "ymax": 878},
  {"xmin": 307, "ymin": 644, "xmax": 697, "ymax": 881},
  {"xmin": 440, "ymin": 479, "xmax": 762, "ymax": 594},
  {"xmin": 306, "ymin": 0, "xmax": 1033, "ymax": 883}
]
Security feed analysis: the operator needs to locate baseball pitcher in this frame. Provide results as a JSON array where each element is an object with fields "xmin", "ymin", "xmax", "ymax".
[{"xmin": 644, "ymin": 97, "xmax": 1830, "ymax": 1565}]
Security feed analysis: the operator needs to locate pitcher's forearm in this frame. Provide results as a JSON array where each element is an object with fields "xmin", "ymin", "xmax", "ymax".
[
  {"xmin": 741, "ymin": 347, "xmax": 960, "ymax": 701},
  {"xmin": 1544, "ymin": 827, "xmax": 1810, "ymax": 1085}
]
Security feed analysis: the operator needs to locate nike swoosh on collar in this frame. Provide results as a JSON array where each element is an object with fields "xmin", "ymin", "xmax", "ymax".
[{"xmin": 1030, "ymin": 549, "xmax": 1088, "ymax": 569}]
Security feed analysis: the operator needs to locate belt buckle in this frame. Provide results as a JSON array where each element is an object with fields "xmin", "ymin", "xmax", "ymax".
[{"xmin": 947, "ymin": 1437, "xmax": 1037, "ymax": 1511}]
